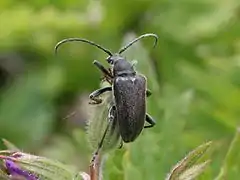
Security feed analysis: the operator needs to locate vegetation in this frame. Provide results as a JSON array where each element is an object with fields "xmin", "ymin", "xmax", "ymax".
[{"xmin": 0, "ymin": 0, "xmax": 239, "ymax": 179}]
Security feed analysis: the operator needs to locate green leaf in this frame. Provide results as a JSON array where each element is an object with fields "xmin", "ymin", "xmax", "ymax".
[
  {"xmin": 166, "ymin": 141, "xmax": 212, "ymax": 180},
  {"xmin": 2, "ymin": 139, "xmax": 19, "ymax": 151},
  {"xmin": 179, "ymin": 161, "xmax": 210, "ymax": 180},
  {"xmin": 215, "ymin": 127, "xmax": 240, "ymax": 180},
  {"xmin": 0, "ymin": 169, "xmax": 8, "ymax": 180}
]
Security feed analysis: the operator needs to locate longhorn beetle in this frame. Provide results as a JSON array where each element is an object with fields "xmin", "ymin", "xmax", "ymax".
[{"xmin": 55, "ymin": 33, "xmax": 158, "ymax": 145}]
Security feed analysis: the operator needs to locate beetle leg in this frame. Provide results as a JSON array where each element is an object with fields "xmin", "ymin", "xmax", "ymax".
[
  {"xmin": 146, "ymin": 89, "xmax": 152, "ymax": 97},
  {"xmin": 107, "ymin": 107, "xmax": 123, "ymax": 149},
  {"xmin": 89, "ymin": 86, "xmax": 112, "ymax": 104},
  {"xmin": 91, "ymin": 106, "xmax": 115, "ymax": 164},
  {"xmin": 144, "ymin": 113, "xmax": 156, "ymax": 128},
  {"xmin": 93, "ymin": 60, "xmax": 113, "ymax": 79}
]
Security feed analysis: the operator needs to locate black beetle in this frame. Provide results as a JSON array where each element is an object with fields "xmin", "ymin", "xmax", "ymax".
[{"xmin": 55, "ymin": 33, "xmax": 158, "ymax": 143}]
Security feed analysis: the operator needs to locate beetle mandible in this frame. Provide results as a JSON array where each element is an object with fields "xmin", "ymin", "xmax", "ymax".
[{"xmin": 55, "ymin": 33, "xmax": 158, "ymax": 143}]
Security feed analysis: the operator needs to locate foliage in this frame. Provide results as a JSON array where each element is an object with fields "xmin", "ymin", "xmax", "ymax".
[{"xmin": 0, "ymin": 0, "xmax": 239, "ymax": 179}]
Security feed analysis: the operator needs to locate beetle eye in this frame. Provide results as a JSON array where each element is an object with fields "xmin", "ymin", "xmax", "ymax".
[{"xmin": 106, "ymin": 56, "xmax": 113, "ymax": 64}]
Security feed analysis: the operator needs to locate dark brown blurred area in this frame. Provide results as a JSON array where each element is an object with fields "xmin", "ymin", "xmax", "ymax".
[{"xmin": 0, "ymin": 53, "xmax": 25, "ymax": 87}]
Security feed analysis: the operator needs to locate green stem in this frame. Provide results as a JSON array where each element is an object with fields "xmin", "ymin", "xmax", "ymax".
[{"xmin": 215, "ymin": 127, "xmax": 240, "ymax": 180}]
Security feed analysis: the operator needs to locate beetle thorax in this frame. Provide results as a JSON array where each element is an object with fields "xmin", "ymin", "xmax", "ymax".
[{"xmin": 113, "ymin": 59, "xmax": 136, "ymax": 77}]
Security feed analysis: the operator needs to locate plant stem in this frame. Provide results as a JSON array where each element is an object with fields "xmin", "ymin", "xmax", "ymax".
[{"xmin": 89, "ymin": 154, "xmax": 102, "ymax": 180}]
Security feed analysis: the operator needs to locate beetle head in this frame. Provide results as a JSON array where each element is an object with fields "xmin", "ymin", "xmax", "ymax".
[{"xmin": 107, "ymin": 54, "xmax": 135, "ymax": 76}]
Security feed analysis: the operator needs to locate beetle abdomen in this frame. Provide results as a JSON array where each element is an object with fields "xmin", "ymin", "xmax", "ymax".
[{"xmin": 113, "ymin": 75, "xmax": 146, "ymax": 142}]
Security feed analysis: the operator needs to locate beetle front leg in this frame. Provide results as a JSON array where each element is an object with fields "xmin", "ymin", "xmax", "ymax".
[
  {"xmin": 144, "ymin": 113, "xmax": 156, "ymax": 128},
  {"xmin": 89, "ymin": 86, "xmax": 112, "ymax": 104},
  {"xmin": 93, "ymin": 60, "xmax": 113, "ymax": 83}
]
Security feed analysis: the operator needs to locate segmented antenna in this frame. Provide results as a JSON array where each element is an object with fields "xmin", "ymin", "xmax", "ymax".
[
  {"xmin": 118, "ymin": 33, "xmax": 158, "ymax": 54},
  {"xmin": 54, "ymin": 38, "xmax": 113, "ymax": 56}
]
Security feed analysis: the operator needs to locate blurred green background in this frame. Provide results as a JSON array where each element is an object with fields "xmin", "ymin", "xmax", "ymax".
[{"xmin": 0, "ymin": 0, "xmax": 240, "ymax": 179}]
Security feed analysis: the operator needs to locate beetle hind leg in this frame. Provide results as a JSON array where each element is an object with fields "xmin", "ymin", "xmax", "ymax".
[
  {"xmin": 144, "ymin": 113, "xmax": 156, "ymax": 128},
  {"xmin": 91, "ymin": 106, "xmax": 115, "ymax": 164},
  {"xmin": 118, "ymin": 140, "xmax": 123, "ymax": 149}
]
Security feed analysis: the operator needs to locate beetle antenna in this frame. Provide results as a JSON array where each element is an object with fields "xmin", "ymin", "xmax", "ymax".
[
  {"xmin": 118, "ymin": 33, "xmax": 158, "ymax": 54},
  {"xmin": 54, "ymin": 38, "xmax": 113, "ymax": 56}
]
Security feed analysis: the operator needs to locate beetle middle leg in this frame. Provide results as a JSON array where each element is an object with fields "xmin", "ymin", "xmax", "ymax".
[
  {"xmin": 93, "ymin": 60, "xmax": 113, "ymax": 84},
  {"xmin": 146, "ymin": 89, "xmax": 152, "ymax": 97},
  {"xmin": 89, "ymin": 86, "xmax": 112, "ymax": 104},
  {"xmin": 144, "ymin": 113, "xmax": 156, "ymax": 128}
]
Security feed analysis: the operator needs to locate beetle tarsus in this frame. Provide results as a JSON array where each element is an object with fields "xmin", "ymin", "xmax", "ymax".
[
  {"xmin": 89, "ymin": 98, "xmax": 103, "ymax": 105},
  {"xmin": 118, "ymin": 140, "xmax": 123, "ymax": 149},
  {"xmin": 89, "ymin": 86, "xmax": 112, "ymax": 104}
]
